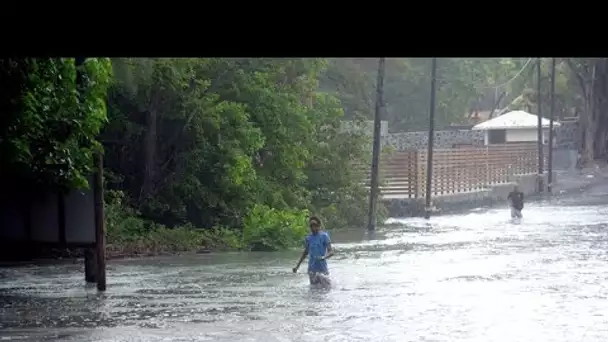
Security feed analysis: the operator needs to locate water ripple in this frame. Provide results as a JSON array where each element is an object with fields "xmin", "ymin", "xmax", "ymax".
[{"xmin": 2, "ymin": 195, "xmax": 608, "ymax": 341}]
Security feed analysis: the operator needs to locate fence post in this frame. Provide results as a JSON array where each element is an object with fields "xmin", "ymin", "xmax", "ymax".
[
  {"xmin": 465, "ymin": 150, "xmax": 471, "ymax": 191},
  {"xmin": 408, "ymin": 151, "xmax": 415, "ymax": 199},
  {"xmin": 450, "ymin": 151, "xmax": 455, "ymax": 194},
  {"xmin": 485, "ymin": 146, "xmax": 490, "ymax": 188},
  {"xmin": 415, "ymin": 151, "xmax": 420, "ymax": 199}
]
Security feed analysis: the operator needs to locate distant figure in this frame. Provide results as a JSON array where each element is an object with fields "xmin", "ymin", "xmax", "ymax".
[
  {"xmin": 292, "ymin": 216, "xmax": 334, "ymax": 286},
  {"xmin": 576, "ymin": 151, "xmax": 583, "ymax": 174},
  {"xmin": 507, "ymin": 185, "xmax": 524, "ymax": 219}
]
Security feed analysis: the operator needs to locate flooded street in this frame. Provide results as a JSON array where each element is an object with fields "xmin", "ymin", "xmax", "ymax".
[{"xmin": 2, "ymin": 192, "xmax": 608, "ymax": 341}]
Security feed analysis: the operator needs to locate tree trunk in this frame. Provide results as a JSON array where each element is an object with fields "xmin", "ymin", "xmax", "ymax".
[
  {"xmin": 581, "ymin": 96, "xmax": 593, "ymax": 165},
  {"xmin": 488, "ymin": 91, "xmax": 506, "ymax": 118},
  {"xmin": 140, "ymin": 106, "xmax": 158, "ymax": 204},
  {"xmin": 593, "ymin": 59, "xmax": 608, "ymax": 160},
  {"xmin": 568, "ymin": 58, "xmax": 595, "ymax": 166},
  {"xmin": 581, "ymin": 63, "xmax": 595, "ymax": 166}
]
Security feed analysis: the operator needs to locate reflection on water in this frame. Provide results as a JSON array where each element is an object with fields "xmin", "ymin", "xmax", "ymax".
[{"xmin": 2, "ymin": 193, "xmax": 608, "ymax": 341}]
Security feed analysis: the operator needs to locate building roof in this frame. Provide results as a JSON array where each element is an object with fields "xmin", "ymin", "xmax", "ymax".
[{"xmin": 471, "ymin": 110, "xmax": 561, "ymax": 130}]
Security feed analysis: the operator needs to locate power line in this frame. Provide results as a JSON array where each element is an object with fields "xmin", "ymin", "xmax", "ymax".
[
  {"xmin": 437, "ymin": 58, "xmax": 533, "ymax": 90},
  {"xmin": 475, "ymin": 58, "xmax": 533, "ymax": 89}
]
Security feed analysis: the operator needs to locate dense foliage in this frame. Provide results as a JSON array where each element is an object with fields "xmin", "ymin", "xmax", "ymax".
[
  {"xmin": 319, "ymin": 58, "xmax": 541, "ymax": 131},
  {"xmin": 319, "ymin": 58, "xmax": 587, "ymax": 131},
  {"xmin": 103, "ymin": 58, "xmax": 377, "ymax": 251},
  {"xmin": 563, "ymin": 58, "xmax": 608, "ymax": 165},
  {"xmin": 0, "ymin": 58, "xmax": 112, "ymax": 194},
  {"xmin": 3, "ymin": 57, "xmax": 607, "ymax": 254}
]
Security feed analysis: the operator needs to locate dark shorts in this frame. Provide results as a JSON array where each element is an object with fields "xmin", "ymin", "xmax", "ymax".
[
  {"xmin": 308, "ymin": 261, "xmax": 328, "ymax": 274},
  {"xmin": 511, "ymin": 207, "xmax": 522, "ymax": 218},
  {"xmin": 308, "ymin": 272, "xmax": 331, "ymax": 285}
]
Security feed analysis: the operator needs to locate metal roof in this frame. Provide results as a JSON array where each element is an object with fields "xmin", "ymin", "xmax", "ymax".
[{"xmin": 472, "ymin": 110, "xmax": 561, "ymax": 130}]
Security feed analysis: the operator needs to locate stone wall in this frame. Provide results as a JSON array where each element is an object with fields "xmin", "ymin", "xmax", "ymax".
[
  {"xmin": 383, "ymin": 130, "xmax": 485, "ymax": 151},
  {"xmin": 382, "ymin": 119, "xmax": 579, "ymax": 151},
  {"xmin": 555, "ymin": 120, "xmax": 579, "ymax": 149}
]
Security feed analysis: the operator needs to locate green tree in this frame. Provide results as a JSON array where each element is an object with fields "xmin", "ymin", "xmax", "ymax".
[
  {"xmin": 319, "ymin": 58, "xmax": 542, "ymax": 132},
  {"xmin": 105, "ymin": 58, "xmax": 264, "ymax": 228},
  {"xmin": 0, "ymin": 58, "xmax": 112, "ymax": 194},
  {"xmin": 104, "ymin": 57, "xmax": 378, "ymax": 249}
]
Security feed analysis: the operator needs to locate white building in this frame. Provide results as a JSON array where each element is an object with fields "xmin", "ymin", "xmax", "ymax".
[{"xmin": 471, "ymin": 110, "xmax": 561, "ymax": 146}]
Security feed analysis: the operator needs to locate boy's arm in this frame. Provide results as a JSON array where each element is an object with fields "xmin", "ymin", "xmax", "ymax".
[
  {"xmin": 323, "ymin": 242, "xmax": 334, "ymax": 260},
  {"xmin": 321, "ymin": 234, "xmax": 334, "ymax": 260},
  {"xmin": 293, "ymin": 246, "xmax": 308, "ymax": 273}
]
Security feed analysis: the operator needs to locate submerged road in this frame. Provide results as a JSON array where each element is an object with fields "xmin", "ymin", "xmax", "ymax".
[{"xmin": 1, "ymin": 188, "xmax": 608, "ymax": 341}]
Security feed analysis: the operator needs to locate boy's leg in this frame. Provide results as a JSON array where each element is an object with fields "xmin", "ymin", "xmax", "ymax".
[
  {"xmin": 308, "ymin": 272, "xmax": 319, "ymax": 284},
  {"xmin": 316, "ymin": 272, "xmax": 331, "ymax": 286},
  {"xmin": 308, "ymin": 263, "xmax": 329, "ymax": 284},
  {"xmin": 308, "ymin": 271, "xmax": 330, "ymax": 286}
]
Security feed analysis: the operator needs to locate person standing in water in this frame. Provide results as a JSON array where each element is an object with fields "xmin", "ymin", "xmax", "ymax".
[
  {"xmin": 292, "ymin": 216, "xmax": 334, "ymax": 285},
  {"xmin": 507, "ymin": 185, "xmax": 524, "ymax": 219}
]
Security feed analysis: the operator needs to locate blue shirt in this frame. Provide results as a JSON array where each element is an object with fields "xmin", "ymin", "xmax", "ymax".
[{"xmin": 305, "ymin": 231, "xmax": 330, "ymax": 273}]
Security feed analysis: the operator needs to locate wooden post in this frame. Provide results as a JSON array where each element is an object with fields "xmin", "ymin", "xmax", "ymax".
[
  {"xmin": 414, "ymin": 151, "xmax": 420, "ymax": 199},
  {"xmin": 408, "ymin": 151, "xmax": 414, "ymax": 198},
  {"xmin": 84, "ymin": 249, "xmax": 96, "ymax": 283},
  {"xmin": 75, "ymin": 56, "xmax": 98, "ymax": 284},
  {"xmin": 425, "ymin": 58, "xmax": 438, "ymax": 219},
  {"xmin": 547, "ymin": 57, "xmax": 556, "ymax": 193},
  {"xmin": 367, "ymin": 57, "xmax": 386, "ymax": 231},
  {"xmin": 93, "ymin": 152, "xmax": 107, "ymax": 291}
]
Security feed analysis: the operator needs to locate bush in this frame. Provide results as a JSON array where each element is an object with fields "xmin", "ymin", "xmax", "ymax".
[
  {"xmin": 242, "ymin": 204, "xmax": 309, "ymax": 251},
  {"xmin": 105, "ymin": 191, "xmax": 313, "ymax": 255},
  {"xmin": 200, "ymin": 227, "xmax": 244, "ymax": 251},
  {"xmin": 105, "ymin": 190, "xmax": 206, "ymax": 256},
  {"xmin": 307, "ymin": 183, "xmax": 389, "ymax": 229}
]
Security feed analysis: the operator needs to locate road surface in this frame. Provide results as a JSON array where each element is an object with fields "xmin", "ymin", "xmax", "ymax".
[{"xmin": 1, "ymin": 189, "xmax": 608, "ymax": 341}]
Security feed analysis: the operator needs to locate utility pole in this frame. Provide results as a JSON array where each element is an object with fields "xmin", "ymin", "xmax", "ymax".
[
  {"xmin": 75, "ymin": 57, "xmax": 106, "ymax": 291},
  {"xmin": 547, "ymin": 57, "xmax": 556, "ymax": 193},
  {"xmin": 76, "ymin": 56, "xmax": 96, "ymax": 284},
  {"xmin": 94, "ymin": 153, "xmax": 107, "ymax": 291},
  {"xmin": 425, "ymin": 58, "xmax": 438, "ymax": 220},
  {"xmin": 367, "ymin": 57, "xmax": 386, "ymax": 231},
  {"xmin": 536, "ymin": 58, "xmax": 544, "ymax": 192},
  {"xmin": 588, "ymin": 62, "xmax": 597, "ymax": 166}
]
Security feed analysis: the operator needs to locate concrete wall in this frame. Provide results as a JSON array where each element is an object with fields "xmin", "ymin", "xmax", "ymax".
[
  {"xmin": 482, "ymin": 128, "xmax": 550, "ymax": 145},
  {"xmin": 353, "ymin": 118, "xmax": 579, "ymax": 152},
  {"xmin": 383, "ymin": 172, "xmax": 554, "ymax": 218},
  {"xmin": 483, "ymin": 119, "xmax": 578, "ymax": 149},
  {"xmin": 506, "ymin": 128, "xmax": 548, "ymax": 143},
  {"xmin": 384, "ymin": 129, "xmax": 485, "ymax": 150},
  {"xmin": 383, "ymin": 127, "xmax": 564, "ymax": 151}
]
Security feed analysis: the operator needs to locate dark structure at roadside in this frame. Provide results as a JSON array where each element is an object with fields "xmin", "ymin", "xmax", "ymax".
[{"xmin": 0, "ymin": 156, "xmax": 107, "ymax": 291}]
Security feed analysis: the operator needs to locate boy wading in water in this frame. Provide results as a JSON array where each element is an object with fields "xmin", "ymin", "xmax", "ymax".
[
  {"xmin": 507, "ymin": 185, "xmax": 524, "ymax": 219},
  {"xmin": 292, "ymin": 216, "xmax": 334, "ymax": 286}
]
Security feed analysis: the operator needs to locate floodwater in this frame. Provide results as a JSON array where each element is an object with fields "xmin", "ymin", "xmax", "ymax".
[{"xmin": 2, "ymin": 193, "xmax": 608, "ymax": 341}]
